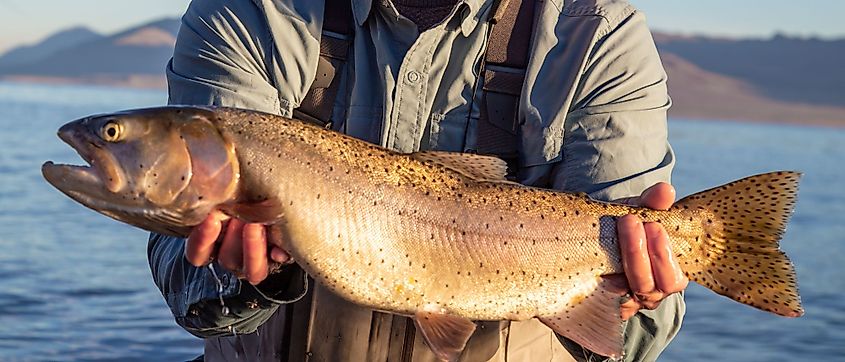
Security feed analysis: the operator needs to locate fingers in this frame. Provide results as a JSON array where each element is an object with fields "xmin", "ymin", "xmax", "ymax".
[
  {"xmin": 618, "ymin": 183, "xmax": 685, "ymax": 317},
  {"xmin": 266, "ymin": 224, "xmax": 292, "ymax": 264},
  {"xmin": 217, "ymin": 218, "xmax": 245, "ymax": 273},
  {"xmin": 618, "ymin": 214, "xmax": 655, "ymax": 299},
  {"xmin": 618, "ymin": 217, "xmax": 688, "ymax": 315},
  {"xmin": 270, "ymin": 247, "xmax": 291, "ymax": 264},
  {"xmin": 185, "ymin": 211, "xmax": 229, "ymax": 267},
  {"xmin": 620, "ymin": 297, "xmax": 640, "ymax": 321},
  {"xmin": 645, "ymin": 222, "xmax": 689, "ymax": 295},
  {"xmin": 187, "ymin": 212, "xmax": 282, "ymax": 284},
  {"xmin": 242, "ymin": 223, "xmax": 269, "ymax": 284},
  {"xmin": 638, "ymin": 182, "xmax": 675, "ymax": 210}
]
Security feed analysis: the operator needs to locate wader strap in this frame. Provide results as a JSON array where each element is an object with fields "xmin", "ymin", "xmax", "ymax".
[
  {"xmin": 281, "ymin": 1, "xmax": 352, "ymax": 360},
  {"xmin": 476, "ymin": 0, "xmax": 536, "ymax": 174},
  {"xmin": 293, "ymin": 0, "xmax": 354, "ymax": 127}
]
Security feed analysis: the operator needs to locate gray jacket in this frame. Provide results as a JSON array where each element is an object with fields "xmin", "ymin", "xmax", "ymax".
[{"xmin": 148, "ymin": 0, "xmax": 682, "ymax": 360}]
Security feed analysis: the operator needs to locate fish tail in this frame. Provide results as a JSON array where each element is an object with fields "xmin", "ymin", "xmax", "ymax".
[{"xmin": 675, "ymin": 171, "xmax": 804, "ymax": 317}]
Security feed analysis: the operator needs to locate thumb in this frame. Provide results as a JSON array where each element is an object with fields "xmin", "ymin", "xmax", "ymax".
[{"xmin": 638, "ymin": 182, "xmax": 675, "ymax": 210}]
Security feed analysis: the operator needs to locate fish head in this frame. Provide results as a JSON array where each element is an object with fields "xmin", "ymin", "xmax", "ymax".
[{"xmin": 42, "ymin": 106, "xmax": 240, "ymax": 236}]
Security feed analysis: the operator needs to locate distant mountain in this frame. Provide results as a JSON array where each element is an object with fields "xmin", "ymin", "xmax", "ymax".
[
  {"xmin": 654, "ymin": 31, "xmax": 845, "ymax": 125},
  {"xmin": 655, "ymin": 32, "xmax": 845, "ymax": 107},
  {"xmin": 1, "ymin": 18, "xmax": 843, "ymax": 124},
  {"xmin": 0, "ymin": 18, "xmax": 180, "ymax": 88},
  {"xmin": 660, "ymin": 52, "xmax": 845, "ymax": 125},
  {"xmin": 0, "ymin": 27, "xmax": 103, "ymax": 67}
]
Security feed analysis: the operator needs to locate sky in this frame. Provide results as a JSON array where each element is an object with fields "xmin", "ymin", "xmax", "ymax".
[{"xmin": 0, "ymin": 0, "xmax": 843, "ymax": 53}]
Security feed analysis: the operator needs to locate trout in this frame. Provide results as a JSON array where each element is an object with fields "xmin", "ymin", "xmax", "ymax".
[{"xmin": 42, "ymin": 106, "xmax": 803, "ymax": 360}]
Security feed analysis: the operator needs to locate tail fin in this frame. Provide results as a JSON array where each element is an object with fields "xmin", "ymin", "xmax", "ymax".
[{"xmin": 676, "ymin": 171, "xmax": 804, "ymax": 317}]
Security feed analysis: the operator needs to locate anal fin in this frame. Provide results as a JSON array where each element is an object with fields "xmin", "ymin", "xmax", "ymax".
[
  {"xmin": 539, "ymin": 274, "xmax": 628, "ymax": 359},
  {"xmin": 413, "ymin": 307, "xmax": 476, "ymax": 362}
]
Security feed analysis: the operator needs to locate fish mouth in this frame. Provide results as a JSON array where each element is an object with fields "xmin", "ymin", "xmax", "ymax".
[
  {"xmin": 42, "ymin": 160, "xmax": 103, "ymax": 194},
  {"xmin": 42, "ymin": 123, "xmax": 124, "ymax": 196},
  {"xmin": 42, "ymin": 161, "xmax": 193, "ymax": 237}
]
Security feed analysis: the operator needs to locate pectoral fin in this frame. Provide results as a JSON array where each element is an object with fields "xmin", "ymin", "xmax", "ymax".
[
  {"xmin": 220, "ymin": 199, "xmax": 285, "ymax": 224},
  {"xmin": 539, "ymin": 274, "xmax": 629, "ymax": 359},
  {"xmin": 413, "ymin": 309, "xmax": 476, "ymax": 362}
]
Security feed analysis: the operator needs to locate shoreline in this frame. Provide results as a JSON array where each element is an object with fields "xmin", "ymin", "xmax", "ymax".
[
  {"xmin": 0, "ymin": 75, "xmax": 166, "ymax": 90},
  {"xmin": 2, "ymin": 76, "xmax": 843, "ymax": 128},
  {"xmin": 668, "ymin": 115, "xmax": 845, "ymax": 129}
]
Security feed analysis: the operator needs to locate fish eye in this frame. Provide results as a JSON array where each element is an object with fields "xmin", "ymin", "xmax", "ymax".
[{"xmin": 101, "ymin": 121, "xmax": 124, "ymax": 142}]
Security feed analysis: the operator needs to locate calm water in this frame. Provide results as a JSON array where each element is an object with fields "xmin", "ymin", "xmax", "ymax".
[{"xmin": 0, "ymin": 82, "xmax": 843, "ymax": 361}]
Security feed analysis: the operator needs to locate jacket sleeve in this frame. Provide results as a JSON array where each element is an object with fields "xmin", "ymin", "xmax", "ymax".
[
  {"xmin": 517, "ymin": 6, "xmax": 683, "ymax": 362},
  {"xmin": 148, "ymin": 0, "xmax": 308, "ymax": 338}
]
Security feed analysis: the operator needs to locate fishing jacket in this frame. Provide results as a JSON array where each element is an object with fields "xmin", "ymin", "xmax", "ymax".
[{"xmin": 148, "ymin": 0, "xmax": 682, "ymax": 360}]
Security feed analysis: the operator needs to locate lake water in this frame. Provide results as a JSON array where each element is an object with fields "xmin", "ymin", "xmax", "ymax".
[{"xmin": 0, "ymin": 82, "xmax": 843, "ymax": 361}]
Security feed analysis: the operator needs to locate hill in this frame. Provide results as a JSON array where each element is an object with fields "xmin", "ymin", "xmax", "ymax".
[
  {"xmin": 655, "ymin": 32, "xmax": 845, "ymax": 107},
  {"xmin": 654, "ymin": 32, "xmax": 845, "ymax": 125},
  {"xmin": 0, "ymin": 27, "xmax": 103, "ymax": 68},
  {"xmin": 659, "ymin": 51, "xmax": 845, "ymax": 125},
  {"xmin": 0, "ymin": 19, "xmax": 179, "ymax": 89},
  {"xmin": 1, "ymin": 19, "xmax": 843, "ymax": 125}
]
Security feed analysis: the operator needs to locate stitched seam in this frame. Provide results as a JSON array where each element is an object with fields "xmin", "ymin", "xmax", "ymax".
[
  {"xmin": 413, "ymin": 34, "xmax": 438, "ymax": 151},
  {"xmin": 429, "ymin": 113, "xmax": 445, "ymax": 149},
  {"xmin": 278, "ymin": 97, "xmax": 293, "ymax": 117},
  {"xmin": 562, "ymin": 5, "xmax": 608, "ymax": 19},
  {"xmin": 599, "ymin": 5, "xmax": 637, "ymax": 38}
]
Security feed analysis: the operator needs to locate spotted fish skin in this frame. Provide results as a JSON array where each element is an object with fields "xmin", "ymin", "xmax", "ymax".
[
  {"xmin": 42, "ymin": 106, "xmax": 804, "ymax": 360},
  {"xmin": 210, "ymin": 108, "xmax": 802, "ymax": 318}
]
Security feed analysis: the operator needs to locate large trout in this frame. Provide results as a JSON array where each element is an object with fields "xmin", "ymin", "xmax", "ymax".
[{"xmin": 42, "ymin": 106, "xmax": 803, "ymax": 360}]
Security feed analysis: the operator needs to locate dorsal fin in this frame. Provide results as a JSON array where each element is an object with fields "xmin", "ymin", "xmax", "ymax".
[{"xmin": 410, "ymin": 151, "xmax": 508, "ymax": 181}]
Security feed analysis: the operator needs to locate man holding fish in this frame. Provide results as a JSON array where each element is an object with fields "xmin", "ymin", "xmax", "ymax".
[{"xmin": 150, "ymin": 0, "xmax": 688, "ymax": 360}]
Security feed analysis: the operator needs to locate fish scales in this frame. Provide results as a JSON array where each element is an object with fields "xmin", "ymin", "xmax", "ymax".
[
  {"xmin": 214, "ymin": 109, "xmax": 702, "ymax": 319},
  {"xmin": 42, "ymin": 106, "xmax": 804, "ymax": 361}
]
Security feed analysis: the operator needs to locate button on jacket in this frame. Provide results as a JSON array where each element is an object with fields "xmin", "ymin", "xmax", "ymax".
[{"xmin": 148, "ymin": 0, "xmax": 682, "ymax": 361}]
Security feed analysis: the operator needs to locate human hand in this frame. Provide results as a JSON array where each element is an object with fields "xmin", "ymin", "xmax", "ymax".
[
  {"xmin": 184, "ymin": 211, "xmax": 291, "ymax": 285},
  {"xmin": 616, "ymin": 183, "xmax": 689, "ymax": 320}
]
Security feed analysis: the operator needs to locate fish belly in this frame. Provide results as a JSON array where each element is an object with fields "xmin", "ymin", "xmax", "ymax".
[{"xmin": 281, "ymin": 173, "xmax": 625, "ymax": 321}]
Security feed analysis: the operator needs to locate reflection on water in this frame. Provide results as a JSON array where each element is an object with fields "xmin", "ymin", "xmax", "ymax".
[{"xmin": 0, "ymin": 82, "xmax": 843, "ymax": 360}]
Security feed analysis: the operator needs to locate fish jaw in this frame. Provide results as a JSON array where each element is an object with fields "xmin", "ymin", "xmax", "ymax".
[
  {"xmin": 42, "ymin": 161, "xmax": 106, "ymax": 200},
  {"xmin": 49, "ymin": 120, "xmax": 127, "ymax": 193},
  {"xmin": 41, "ymin": 107, "xmax": 238, "ymax": 237},
  {"xmin": 42, "ymin": 119, "xmax": 128, "ymax": 206},
  {"xmin": 42, "ymin": 160, "xmax": 193, "ymax": 236}
]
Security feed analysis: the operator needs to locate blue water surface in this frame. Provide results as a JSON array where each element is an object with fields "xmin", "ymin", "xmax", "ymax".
[
  {"xmin": 0, "ymin": 82, "xmax": 203, "ymax": 361},
  {"xmin": 0, "ymin": 82, "xmax": 842, "ymax": 361}
]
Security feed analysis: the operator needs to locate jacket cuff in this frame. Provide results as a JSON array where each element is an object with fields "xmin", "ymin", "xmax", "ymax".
[
  {"xmin": 176, "ymin": 264, "xmax": 308, "ymax": 337},
  {"xmin": 252, "ymin": 263, "xmax": 309, "ymax": 304}
]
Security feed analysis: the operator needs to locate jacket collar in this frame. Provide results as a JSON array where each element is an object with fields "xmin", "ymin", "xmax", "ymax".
[{"xmin": 352, "ymin": 0, "xmax": 490, "ymax": 36}]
